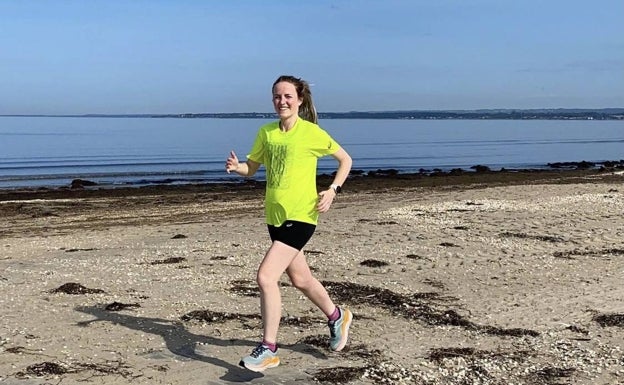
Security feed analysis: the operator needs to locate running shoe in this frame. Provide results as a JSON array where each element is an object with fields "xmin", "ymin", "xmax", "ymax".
[
  {"xmin": 328, "ymin": 308, "xmax": 353, "ymax": 351},
  {"xmin": 239, "ymin": 344, "xmax": 280, "ymax": 372}
]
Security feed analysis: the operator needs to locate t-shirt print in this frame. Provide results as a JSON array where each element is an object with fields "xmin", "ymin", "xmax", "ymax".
[{"xmin": 266, "ymin": 142, "xmax": 289, "ymax": 189}]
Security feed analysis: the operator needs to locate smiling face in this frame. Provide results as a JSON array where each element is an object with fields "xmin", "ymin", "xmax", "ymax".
[{"xmin": 272, "ymin": 81, "xmax": 303, "ymax": 122}]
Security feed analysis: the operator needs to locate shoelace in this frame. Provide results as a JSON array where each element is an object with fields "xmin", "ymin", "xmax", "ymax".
[{"xmin": 250, "ymin": 345, "xmax": 269, "ymax": 358}]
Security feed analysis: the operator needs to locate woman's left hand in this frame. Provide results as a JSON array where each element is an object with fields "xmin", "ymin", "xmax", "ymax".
[{"xmin": 317, "ymin": 189, "xmax": 336, "ymax": 213}]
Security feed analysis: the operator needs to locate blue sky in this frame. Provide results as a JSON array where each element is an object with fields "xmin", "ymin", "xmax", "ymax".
[{"xmin": 1, "ymin": 0, "xmax": 622, "ymax": 115}]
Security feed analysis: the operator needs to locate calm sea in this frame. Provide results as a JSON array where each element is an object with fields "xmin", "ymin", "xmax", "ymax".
[{"xmin": 0, "ymin": 116, "xmax": 622, "ymax": 189}]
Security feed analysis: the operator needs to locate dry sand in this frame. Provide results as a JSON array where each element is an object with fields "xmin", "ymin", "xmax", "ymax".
[{"xmin": 1, "ymin": 171, "xmax": 623, "ymax": 385}]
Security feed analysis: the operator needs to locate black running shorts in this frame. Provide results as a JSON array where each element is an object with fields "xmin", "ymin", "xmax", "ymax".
[{"xmin": 267, "ymin": 220, "xmax": 316, "ymax": 251}]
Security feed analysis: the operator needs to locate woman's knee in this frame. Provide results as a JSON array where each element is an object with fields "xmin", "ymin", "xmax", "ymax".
[
  {"xmin": 256, "ymin": 269, "xmax": 279, "ymax": 290},
  {"xmin": 290, "ymin": 273, "xmax": 315, "ymax": 291}
]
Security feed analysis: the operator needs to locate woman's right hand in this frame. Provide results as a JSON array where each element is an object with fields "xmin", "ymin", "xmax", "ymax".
[{"xmin": 225, "ymin": 150, "xmax": 239, "ymax": 174}]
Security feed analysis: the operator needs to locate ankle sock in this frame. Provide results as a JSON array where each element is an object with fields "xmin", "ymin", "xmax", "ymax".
[
  {"xmin": 262, "ymin": 340, "xmax": 277, "ymax": 353},
  {"xmin": 328, "ymin": 307, "xmax": 341, "ymax": 322}
]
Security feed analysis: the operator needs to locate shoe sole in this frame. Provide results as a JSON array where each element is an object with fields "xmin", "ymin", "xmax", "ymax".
[
  {"xmin": 331, "ymin": 309, "xmax": 353, "ymax": 352},
  {"xmin": 239, "ymin": 357, "xmax": 280, "ymax": 372}
]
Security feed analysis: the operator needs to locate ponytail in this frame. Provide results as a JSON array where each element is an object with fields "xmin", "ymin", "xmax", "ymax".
[{"xmin": 272, "ymin": 75, "xmax": 318, "ymax": 124}]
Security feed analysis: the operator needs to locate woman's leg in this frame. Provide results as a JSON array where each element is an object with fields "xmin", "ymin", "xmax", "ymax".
[
  {"xmin": 257, "ymin": 241, "xmax": 300, "ymax": 344},
  {"xmin": 286, "ymin": 251, "xmax": 353, "ymax": 352},
  {"xmin": 286, "ymin": 250, "xmax": 336, "ymax": 317}
]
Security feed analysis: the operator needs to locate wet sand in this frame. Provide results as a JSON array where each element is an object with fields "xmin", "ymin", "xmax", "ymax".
[{"xmin": 1, "ymin": 170, "xmax": 623, "ymax": 384}]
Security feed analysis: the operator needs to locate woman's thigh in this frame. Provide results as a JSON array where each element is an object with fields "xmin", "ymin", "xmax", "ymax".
[{"xmin": 257, "ymin": 241, "xmax": 300, "ymax": 284}]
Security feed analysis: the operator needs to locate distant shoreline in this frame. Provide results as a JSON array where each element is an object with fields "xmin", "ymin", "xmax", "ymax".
[
  {"xmin": 2, "ymin": 165, "xmax": 623, "ymax": 201},
  {"xmin": 1, "ymin": 160, "xmax": 623, "ymax": 193},
  {"xmin": 2, "ymin": 108, "xmax": 623, "ymax": 120}
]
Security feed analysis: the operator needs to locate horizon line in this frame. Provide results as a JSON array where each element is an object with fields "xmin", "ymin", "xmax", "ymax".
[{"xmin": 1, "ymin": 107, "xmax": 623, "ymax": 117}]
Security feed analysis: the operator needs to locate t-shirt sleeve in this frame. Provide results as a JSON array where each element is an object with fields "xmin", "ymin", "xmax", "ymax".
[
  {"xmin": 247, "ymin": 127, "xmax": 266, "ymax": 164},
  {"xmin": 310, "ymin": 126, "xmax": 341, "ymax": 158}
]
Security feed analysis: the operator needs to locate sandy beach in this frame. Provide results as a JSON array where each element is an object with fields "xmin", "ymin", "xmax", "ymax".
[{"xmin": 1, "ymin": 170, "xmax": 623, "ymax": 385}]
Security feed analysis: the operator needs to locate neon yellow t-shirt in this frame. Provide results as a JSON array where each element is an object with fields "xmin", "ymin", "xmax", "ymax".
[{"xmin": 247, "ymin": 118, "xmax": 340, "ymax": 226}]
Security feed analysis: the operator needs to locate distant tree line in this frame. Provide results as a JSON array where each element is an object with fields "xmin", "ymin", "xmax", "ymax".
[
  {"xmin": 164, "ymin": 108, "xmax": 624, "ymax": 120},
  {"xmin": 6, "ymin": 108, "xmax": 623, "ymax": 120}
]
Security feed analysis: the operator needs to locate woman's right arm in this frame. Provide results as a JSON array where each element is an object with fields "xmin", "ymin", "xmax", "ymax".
[{"xmin": 226, "ymin": 150, "xmax": 261, "ymax": 177}]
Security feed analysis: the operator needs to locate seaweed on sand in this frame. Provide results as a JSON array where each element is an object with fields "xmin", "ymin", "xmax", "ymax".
[
  {"xmin": 228, "ymin": 279, "xmax": 291, "ymax": 297},
  {"xmin": 357, "ymin": 219, "xmax": 398, "ymax": 225},
  {"xmin": 16, "ymin": 360, "xmax": 133, "ymax": 379},
  {"xmin": 429, "ymin": 347, "xmax": 533, "ymax": 363},
  {"xmin": 22, "ymin": 362, "xmax": 67, "ymax": 376},
  {"xmin": 524, "ymin": 366, "xmax": 575, "ymax": 385},
  {"xmin": 181, "ymin": 310, "xmax": 260, "ymax": 324},
  {"xmin": 229, "ymin": 280, "xmax": 260, "ymax": 297},
  {"xmin": 50, "ymin": 282, "xmax": 105, "ymax": 295},
  {"xmin": 500, "ymin": 232, "xmax": 565, "ymax": 243},
  {"xmin": 554, "ymin": 248, "xmax": 624, "ymax": 259},
  {"xmin": 322, "ymin": 281, "xmax": 539, "ymax": 337},
  {"xmin": 423, "ymin": 278, "xmax": 445, "ymax": 289},
  {"xmin": 280, "ymin": 315, "xmax": 316, "ymax": 327},
  {"xmin": 310, "ymin": 365, "xmax": 369, "ymax": 384},
  {"xmin": 359, "ymin": 259, "xmax": 389, "ymax": 267},
  {"xmin": 180, "ymin": 309, "xmax": 315, "ymax": 328},
  {"xmin": 593, "ymin": 313, "xmax": 624, "ymax": 327},
  {"xmin": 150, "ymin": 256, "xmax": 186, "ymax": 265},
  {"xmin": 104, "ymin": 302, "xmax": 141, "ymax": 311}
]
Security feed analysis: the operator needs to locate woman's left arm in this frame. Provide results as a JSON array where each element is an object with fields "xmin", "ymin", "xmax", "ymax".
[{"xmin": 317, "ymin": 147, "xmax": 352, "ymax": 213}]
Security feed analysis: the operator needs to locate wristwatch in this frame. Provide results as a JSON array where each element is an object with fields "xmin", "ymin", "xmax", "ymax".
[{"xmin": 330, "ymin": 184, "xmax": 342, "ymax": 194}]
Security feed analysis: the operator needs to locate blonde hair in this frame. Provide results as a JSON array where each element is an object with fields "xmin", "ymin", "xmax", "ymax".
[{"xmin": 272, "ymin": 75, "xmax": 318, "ymax": 124}]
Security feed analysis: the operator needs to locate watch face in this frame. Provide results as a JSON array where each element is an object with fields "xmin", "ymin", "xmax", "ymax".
[{"xmin": 335, "ymin": 185, "xmax": 342, "ymax": 193}]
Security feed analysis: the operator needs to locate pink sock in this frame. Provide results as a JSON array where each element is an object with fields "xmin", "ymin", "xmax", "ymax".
[
  {"xmin": 262, "ymin": 340, "xmax": 277, "ymax": 352},
  {"xmin": 328, "ymin": 307, "xmax": 341, "ymax": 322}
]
